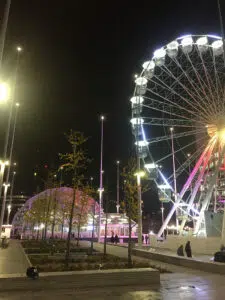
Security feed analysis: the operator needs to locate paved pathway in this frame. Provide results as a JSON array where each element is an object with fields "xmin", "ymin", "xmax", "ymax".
[
  {"xmin": 92, "ymin": 242, "xmax": 225, "ymax": 299},
  {"xmin": 0, "ymin": 239, "xmax": 30, "ymax": 274}
]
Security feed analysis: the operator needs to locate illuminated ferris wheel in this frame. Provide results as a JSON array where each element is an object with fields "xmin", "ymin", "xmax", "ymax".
[{"xmin": 131, "ymin": 34, "xmax": 225, "ymax": 237}]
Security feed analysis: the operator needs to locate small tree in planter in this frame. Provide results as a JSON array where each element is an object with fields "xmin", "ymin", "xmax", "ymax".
[
  {"xmin": 121, "ymin": 158, "xmax": 139, "ymax": 268},
  {"xmin": 59, "ymin": 130, "xmax": 89, "ymax": 265},
  {"xmin": 74, "ymin": 185, "xmax": 94, "ymax": 246}
]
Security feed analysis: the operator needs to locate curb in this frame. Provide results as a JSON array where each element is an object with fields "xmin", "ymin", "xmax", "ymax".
[{"xmin": 18, "ymin": 241, "xmax": 32, "ymax": 267}]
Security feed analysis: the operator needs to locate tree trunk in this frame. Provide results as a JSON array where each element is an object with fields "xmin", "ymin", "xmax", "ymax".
[
  {"xmin": 77, "ymin": 222, "xmax": 81, "ymax": 246},
  {"xmin": 65, "ymin": 187, "xmax": 76, "ymax": 265},
  {"xmin": 51, "ymin": 192, "xmax": 57, "ymax": 238},
  {"xmin": 128, "ymin": 215, "xmax": 132, "ymax": 267},
  {"xmin": 44, "ymin": 193, "xmax": 52, "ymax": 240}
]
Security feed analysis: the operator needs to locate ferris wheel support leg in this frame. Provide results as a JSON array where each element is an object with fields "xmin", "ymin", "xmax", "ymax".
[
  {"xmin": 194, "ymin": 144, "xmax": 225, "ymax": 235},
  {"xmin": 179, "ymin": 141, "xmax": 216, "ymax": 234},
  {"xmin": 221, "ymin": 204, "xmax": 225, "ymax": 244},
  {"xmin": 157, "ymin": 141, "xmax": 213, "ymax": 238}
]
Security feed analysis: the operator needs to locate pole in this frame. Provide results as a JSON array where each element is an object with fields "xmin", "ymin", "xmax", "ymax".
[
  {"xmin": 170, "ymin": 127, "xmax": 178, "ymax": 233},
  {"xmin": 0, "ymin": 49, "xmax": 21, "ymax": 235},
  {"xmin": 116, "ymin": 161, "xmax": 120, "ymax": 213},
  {"xmin": 98, "ymin": 116, "xmax": 104, "ymax": 243},
  {"xmin": 217, "ymin": 0, "xmax": 225, "ymax": 66},
  {"xmin": 137, "ymin": 157, "xmax": 142, "ymax": 248},
  {"xmin": 6, "ymin": 171, "xmax": 15, "ymax": 224},
  {"xmin": 0, "ymin": 0, "xmax": 11, "ymax": 69},
  {"xmin": 161, "ymin": 203, "xmax": 164, "ymax": 238}
]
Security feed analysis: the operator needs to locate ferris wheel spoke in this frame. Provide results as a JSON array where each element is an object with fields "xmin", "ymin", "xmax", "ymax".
[
  {"xmin": 185, "ymin": 51, "xmax": 218, "ymax": 112},
  {"xmin": 155, "ymin": 134, "xmax": 206, "ymax": 166},
  {"xmin": 196, "ymin": 51, "xmax": 221, "ymax": 115},
  {"xmin": 172, "ymin": 56, "xmax": 215, "ymax": 119},
  {"xmin": 148, "ymin": 74, "xmax": 209, "ymax": 121},
  {"xmin": 160, "ymin": 65, "xmax": 214, "ymax": 121},
  {"xmin": 143, "ymin": 102, "xmax": 206, "ymax": 126},
  {"xmin": 144, "ymin": 89, "xmax": 208, "ymax": 124},
  {"xmin": 167, "ymin": 142, "xmax": 208, "ymax": 182},
  {"xmin": 143, "ymin": 117, "xmax": 198, "ymax": 127},
  {"xmin": 148, "ymin": 128, "xmax": 206, "ymax": 144},
  {"xmin": 212, "ymin": 55, "xmax": 225, "ymax": 111}
]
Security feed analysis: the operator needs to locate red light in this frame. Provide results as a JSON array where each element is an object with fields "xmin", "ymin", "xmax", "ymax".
[{"xmin": 44, "ymin": 165, "xmax": 48, "ymax": 169}]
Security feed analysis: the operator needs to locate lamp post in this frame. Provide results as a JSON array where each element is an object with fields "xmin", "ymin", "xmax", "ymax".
[
  {"xmin": 7, "ymin": 204, "xmax": 11, "ymax": 225},
  {"xmin": 0, "ymin": 0, "xmax": 11, "ymax": 68},
  {"xmin": 0, "ymin": 183, "xmax": 10, "ymax": 228},
  {"xmin": 116, "ymin": 160, "xmax": 120, "ymax": 213},
  {"xmin": 6, "ymin": 169, "xmax": 16, "ymax": 224},
  {"xmin": 170, "ymin": 127, "xmax": 178, "ymax": 233},
  {"xmin": 161, "ymin": 204, "xmax": 165, "ymax": 237},
  {"xmin": 135, "ymin": 170, "xmax": 145, "ymax": 248},
  {"xmin": 98, "ymin": 115, "xmax": 104, "ymax": 243}
]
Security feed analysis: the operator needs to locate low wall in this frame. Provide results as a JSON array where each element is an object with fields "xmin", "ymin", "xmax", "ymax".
[
  {"xmin": 132, "ymin": 248, "xmax": 225, "ymax": 274},
  {"xmin": 150, "ymin": 235, "xmax": 221, "ymax": 255},
  {"xmin": 0, "ymin": 268, "xmax": 160, "ymax": 292}
]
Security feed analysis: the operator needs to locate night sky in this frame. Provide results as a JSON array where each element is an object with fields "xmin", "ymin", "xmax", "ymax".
[{"xmin": 0, "ymin": 0, "xmax": 223, "ymax": 213}]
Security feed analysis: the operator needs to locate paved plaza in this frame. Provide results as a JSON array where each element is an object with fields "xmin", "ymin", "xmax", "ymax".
[
  {"xmin": 0, "ymin": 239, "xmax": 30, "ymax": 274},
  {"xmin": 0, "ymin": 241, "xmax": 224, "ymax": 299}
]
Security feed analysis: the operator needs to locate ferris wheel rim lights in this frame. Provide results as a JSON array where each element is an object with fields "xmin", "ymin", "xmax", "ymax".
[
  {"xmin": 153, "ymin": 48, "xmax": 166, "ymax": 59},
  {"xmin": 130, "ymin": 96, "xmax": 144, "ymax": 104},
  {"xmin": 142, "ymin": 60, "xmax": 155, "ymax": 70},
  {"xmin": 135, "ymin": 77, "xmax": 148, "ymax": 86},
  {"xmin": 212, "ymin": 39, "xmax": 223, "ymax": 49},
  {"xmin": 196, "ymin": 36, "xmax": 208, "ymax": 46},
  {"xmin": 130, "ymin": 117, "xmax": 144, "ymax": 125}
]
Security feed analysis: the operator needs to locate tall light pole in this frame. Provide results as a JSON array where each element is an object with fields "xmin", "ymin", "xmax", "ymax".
[
  {"xmin": 135, "ymin": 170, "xmax": 145, "ymax": 248},
  {"xmin": 170, "ymin": 127, "xmax": 178, "ymax": 233},
  {"xmin": 0, "ymin": 46, "xmax": 22, "ymax": 235},
  {"xmin": 98, "ymin": 115, "xmax": 104, "ymax": 243},
  {"xmin": 0, "ymin": 0, "xmax": 11, "ymax": 69},
  {"xmin": 116, "ymin": 160, "xmax": 120, "ymax": 213},
  {"xmin": 6, "ymin": 169, "xmax": 15, "ymax": 224}
]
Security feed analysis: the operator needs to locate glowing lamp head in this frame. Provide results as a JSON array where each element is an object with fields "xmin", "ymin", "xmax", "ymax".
[
  {"xmin": 100, "ymin": 115, "xmax": 105, "ymax": 121},
  {"xmin": 15, "ymin": 102, "xmax": 20, "ymax": 107},
  {"xmin": 116, "ymin": 160, "xmax": 120, "ymax": 164},
  {"xmin": 17, "ymin": 46, "xmax": 22, "ymax": 52},
  {"xmin": 134, "ymin": 170, "xmax": 146, "ymax": 178},
  {"xmin": 0, "ymin": 83, "xmax": 9, "ymax": 102}
]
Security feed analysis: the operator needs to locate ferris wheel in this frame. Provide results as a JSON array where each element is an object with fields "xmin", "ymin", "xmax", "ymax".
[{"xmin": 131, "ymin": 34, "xmax": 225, "ymax": 237}]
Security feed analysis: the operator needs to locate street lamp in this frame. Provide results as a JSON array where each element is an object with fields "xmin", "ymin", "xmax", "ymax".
[
  {"xmin": 0, "ymin": 46, "xmax": 22, "ymax": 235},
  {"xmin": 116, "ymin": 160, "xmax": 120, "ymax": 213},
  {"xmin": 98, "ymin": 115, "xmax": 104, "ymax": 243},
  {"xmin": 6, "ymin": 170, "xmax": 16, "ymax": 224},
  {"xmin": 0, "ymin": 182, "xmax": 10, "ymax": 229},
  {"xmin": 0, "ymin": 83, "xmax": 9, "ymax": 102}
]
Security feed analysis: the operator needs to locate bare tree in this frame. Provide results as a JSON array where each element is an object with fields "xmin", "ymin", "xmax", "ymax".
[{"xmin": 59, "ymin": 130, "xmax": 89, "ymax": 265}]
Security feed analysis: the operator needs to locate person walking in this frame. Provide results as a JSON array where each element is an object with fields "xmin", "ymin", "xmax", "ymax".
[
  {"xmin": 145, "ymin": 235, "xmax": 148, "ymax": 245},
  {"xmin": 115, "ymin": 234, "xmax": 119, "ymax": 244},
  {"xmin": 110, "ymin": 234, "xmax": 115, "ymax": 244},
  {"xmin": 177, "ymin": 245, "xmax": 184, "ymax": 256},
  {"xmin": 185, "ymin": 241, "xmax": 192, "ymax": 258}
]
